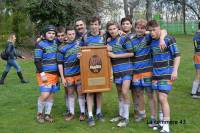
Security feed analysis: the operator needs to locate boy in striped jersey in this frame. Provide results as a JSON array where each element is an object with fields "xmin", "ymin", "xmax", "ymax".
[
  {"xmin": 82, "ymin": 16, "xmax": 106, "ymax": 127},
  {"xmin": 107, "ymin": 21, "xmax": 134, "ymax": 127},
  {"xmin": 147, "ymin": 20, "xmax": 180, "ymax": 133},
  {"xmin": 191, "ymin": 22, "xmax": 200, "ymax": 98},
  {"xmin": 57, "ymin": 26, "xmax": 86, "ymax": 121},
  {"xmin": 56, "ymin": 26, "xmax": 70, "ymax": 115},
  {"xmin": 34, "ymin": 25, "xmax": 60, "ymax": 123},
  {"xmin": 131, "ymin": 20, "xmax": 167, "ymax": 125},
  {"xmin": 120, "ymin": 17, "xmax": 140, "ymax": 117}
]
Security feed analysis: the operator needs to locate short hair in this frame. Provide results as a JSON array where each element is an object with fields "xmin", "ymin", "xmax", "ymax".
[
  {"xmin": 106, "ymin": 21, "xmax": 119, "ymax": 30},
  {"xmin": 65, "ymin": 26, "xmax": 75, "ymax": 34},
  {"xmin": 90, "ymin": 16, "xmax": 101, "ymax": 25},
  {"xmin": 135, "ymin": 19, "xmax": 147, "ymax": 28},
  {"xmin": 75, "ymin": 18, "xmax": 86, "ymax": 24},
  {"xmin": 121, "ymin": 17, "xmax": 132, "ymax": 25},
  {"xmin": 56, "ymin": 26, "xmax": 65, "ymax": 33},
  {"xmin": 146, "ymin": 20, "xmax": 160, "ymax": 28}
]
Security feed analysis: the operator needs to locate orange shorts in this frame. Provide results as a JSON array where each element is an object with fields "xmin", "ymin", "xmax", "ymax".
[
  {"xmin": 132, "ymin": 72, "xmax": 152, "ymax": 87},
  {"xmin": 133, "ymin": 72, "xmax": 152, "ymax": 81},
  {"xmin": 65, "ymin": 75, "xmax": 81, "ymax": 89},
  {"xmin": 36, "ymin": 72, "xmax": 59, "ymax": 86},
  {"xmin": 194, "ymin": 54, "xmax": 200, "ymax": 69}
]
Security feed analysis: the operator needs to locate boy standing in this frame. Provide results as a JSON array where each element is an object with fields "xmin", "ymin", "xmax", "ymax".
[
  {"xmin": 34, "ymin": 25, "xmax": 60, "ymax": 123},
  {"xmin": 147, "ymin": 20, "xmax": 180, "ymax": 133},
  {"xmin": 57, "ymin": 26, "xmax": 86, "ymax": 121}
]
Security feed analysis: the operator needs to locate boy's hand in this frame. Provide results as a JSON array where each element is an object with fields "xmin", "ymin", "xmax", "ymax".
[
  {"xmin": 171, "ymin": 70, "xmax": 178, "ymax": 81},
  {"xmin": 77, "ymin": 53, "xmax": 82, "ymax": 59},
  {"xmin": 119, "ymin": 30, "xmax": 126, "ymax": 36},
  {"xmin": 40, "ymin": 72, "xmax": 48, "ymax": 83},
  {"xmin": 159, "ymin": 39, "xmax": 167, "ymax": 51},
  {"xmin": 108, "ymin": 52, "xmax": 116, "ymax": 58},
  {"xmin": 107, "ymin": 45, "xmax": 112, "ymax": 51},
  {"xmin": 61, "ymin": 78, "xmax": 67, "ymax": 87}
]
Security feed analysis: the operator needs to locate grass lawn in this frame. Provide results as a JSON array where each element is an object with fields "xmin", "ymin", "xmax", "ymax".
[{"xmin": 0, "ymin": 35, "xmax": 199, "ymax": 133}]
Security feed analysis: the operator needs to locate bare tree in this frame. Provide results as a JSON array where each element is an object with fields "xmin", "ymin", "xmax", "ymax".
[
  {"xmin": 123, "ymin": 0, "xmax": 140, "ymax": 20},
  {"xmin": 146, "ymin": 0, "xmax": 153, "ymax": 20}
]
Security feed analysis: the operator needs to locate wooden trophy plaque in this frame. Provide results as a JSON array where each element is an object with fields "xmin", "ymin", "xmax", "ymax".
[{"xmin": 80, "ymin": 46, "xmax": 112, "ymax": 93}]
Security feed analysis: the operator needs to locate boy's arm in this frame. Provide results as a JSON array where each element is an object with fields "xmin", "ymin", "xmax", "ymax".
[
  {"xmin": 159, "ymin": 29, "xmax": 167, "ymax": 51},
  {"xmin": 171, "ymin": 56, "xmax": 180, "ymax": 81},
  {"xmin": 58, "ymin": 64, "xmax": 67, "ymax": 87},
  {"xmin": 108, "ymin": 52, "xmax": 134, "ymax": 58}
]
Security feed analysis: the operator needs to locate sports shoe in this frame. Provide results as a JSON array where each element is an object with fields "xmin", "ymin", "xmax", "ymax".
[
  {"xmin": 191, "ymin": 94, "xmax": 200, "ymax": 99},
  {"xmin": 79, "ymin": 113, "xmax": 86, "ymax": 121},
  {"xmin": 96, "ymin": 113, "xmax": 105, "ymax": 122},
  {"xmin": 44, "ymin": 114, "xmax": 54, "ymax": 123},
  {"xmin": 117, "ymin": 118, "xmax": 128, "ymax": 128},
  {"xmin": 88, "ymin": 116, "xmax": 95, "ymax": 127},
  {"xmin": 135, "ymin": 113, "xmax": 146, "ymax": 122},
  {"xmin": 110, "ymin": 115, "xmax": 123, "ymax": 123},
  {"xmin": 36, "ymin": 113, "xmax": 44, "ymax": 123},
  {"xmin": 64, "ymin": 113, "xmax": 75, "ymax": 121},
  {"xmin": 148, "ymin": 118, "xmax": 158, "ymax": 128},
  {"xmin": 160, "ymin": 129, "xmax": 170, "ymax": 133}
]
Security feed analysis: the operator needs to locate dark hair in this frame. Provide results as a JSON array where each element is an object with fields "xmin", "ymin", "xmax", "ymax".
[
  {"xmin": 75, "ymin": 18, "xmax": 86, "ymax": 24},
  {"xmin": 90, "ymin": 16, "xmax": 101, "ymax": 25},
  {"xmin": 56, "ymin": 26, "xmax": 65, "ymax": 33},
  {"xmin": 43, "ymin": 25, "xmax": 56, "ymax": 34},
  {"xmin": 147, "ymin": 20, "xmax": 160, "ymax": 28},
  {"xmin": 65, "ymin": 26, "xmax": 75, "ymax": 34},
  {"xmin": 106, "ymin": 21, "xmax": 119, "ymax": 30},
  {"xmin": 121, "ymin": 17, "xmax": 132, "ymax": 25}
]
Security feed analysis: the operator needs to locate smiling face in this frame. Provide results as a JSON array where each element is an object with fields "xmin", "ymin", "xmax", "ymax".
[
  {"xmin": 121, "ymin": 20, "xmax": 132, "ymax": 33},
  {"xmin": 75, "ymin": 20, "xmax": 86, "ymax": 34},
  {"xmin": 90, "ymin": 20, "xmax": 101, "ymax": 34},
  {"xmin": 57, "ymin": 32, "xmax": 65, "ymax": 43},
  {"xmin": 66, "ymin": 30, "xmax": 76, "ymax": 42},
  {"xmin": 108, "ymin": 24, "xmax": 119, "ymax": 38},
  {"xmin": 45, "ymin": 31, "xmax": 56, "ymax": 41},
  {"xmin": 148, "ymin": 26, "xmax": 161, "ymax": 39},
  {"xmin": 135, "ymin": 24, "xmax": 146, "ymax": 36}
]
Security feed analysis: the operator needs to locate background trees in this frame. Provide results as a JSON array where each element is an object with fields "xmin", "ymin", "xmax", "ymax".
[{"xmin": 0, "ymin": 0, "xmax": 199, "ymax": 47}]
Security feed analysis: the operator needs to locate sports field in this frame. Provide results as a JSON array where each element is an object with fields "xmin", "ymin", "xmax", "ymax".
[{"xmin": 0, "ymin": 35, "xmax": 199, "ymax": 133}]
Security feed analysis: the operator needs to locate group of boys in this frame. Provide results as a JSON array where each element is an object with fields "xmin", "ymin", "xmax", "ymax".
[{"xmin": 34, "ymin": 16, "xmax": 180, "ymax": 133}]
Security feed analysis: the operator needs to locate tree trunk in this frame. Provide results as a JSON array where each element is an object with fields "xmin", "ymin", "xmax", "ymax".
[
  {"xmin": 123, "ymin": 0, "xmax": 129, "ymax": 17},
  {"xmin": 182, "ymin": 0, "xmax": 186, "ymax": 34},
  {"xmin": 146, "ymin": 0, "xmax": 153, "ymax": 21}
]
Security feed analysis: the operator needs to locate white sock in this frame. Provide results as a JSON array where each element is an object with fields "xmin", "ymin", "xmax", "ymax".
[
  {"xmin": 68, "ymin": 94, "xmax": 75, "ymax": 115},
  {"xmin": 139, "ymin": 110, "xmax": 146, "ymax": 115},
  {"xmin": 96, "ymin": 107, "xmax": 101, "ymax": 115},
  {"xmin": 159, "ymin": 111, "xmax": 164, "ymax": 121},
  {"xmin": 119, "ymin": 100, "xmax": 123, "ymax": 116},
  {"xmin": 45, "ymin": 99, "xmax": 53, "ymax": 115},
  {"xmin": 162, "ymin": 118, "xmax": 170, "ymax": 132},
  {"xmin": 88, "ymin": 112, "xmax": 93, "ymax": 117},
  {"xmin": 78, "ymin": 96, "xmax": 85, "ymax": 114},
  {"xmin": 192, "ymin": 81, "xmax": 199, "ymax": 94},
  {"xmin": 37, "ymin": 98, "xmax": 45, "ymax": 114},
  {"xmin": 65, "ymin": 94, "xmax": 69, "ymax": 111},
  {"xmin": 123, "ymin": 102, "xmax": 130, "ymax": 120}
]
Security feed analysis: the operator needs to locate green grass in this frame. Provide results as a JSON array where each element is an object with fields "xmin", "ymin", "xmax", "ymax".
[{"xmin": 0, "ymin": 35, "xmax": 199, "ymax": 133}]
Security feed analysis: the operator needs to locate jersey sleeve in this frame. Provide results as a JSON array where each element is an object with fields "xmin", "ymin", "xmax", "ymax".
[
  {"xmin": 57, "ymin": 46, "xmax": 65, "ymax": 64},
  {"xmin": 34, "ymin": 43, "xmax": 43, "ymax": 73},
  {"xmin": 167, "ymin": 36, "xmax": 181, "ymax": 58},
  {"xmin": 120, "ymin": 36, "xmax": 132, "ymax": 53}
]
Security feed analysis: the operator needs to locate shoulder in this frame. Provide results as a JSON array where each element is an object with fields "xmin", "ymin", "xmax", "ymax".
[{"xmin": 164, "ymin": 36, "xmax": 176, "ymax": 46}]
